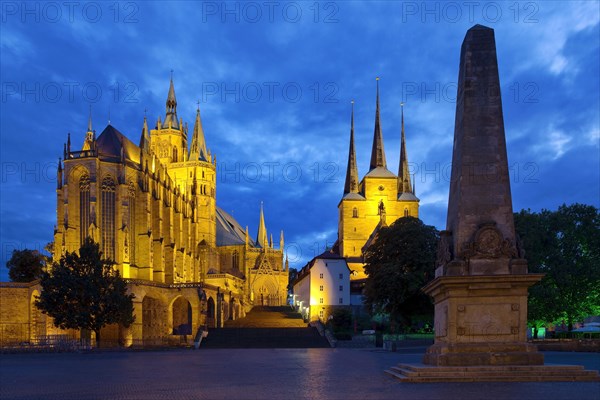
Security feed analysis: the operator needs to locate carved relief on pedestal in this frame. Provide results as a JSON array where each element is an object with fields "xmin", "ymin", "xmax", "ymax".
[{"xmin": 460, "ymin": 222, "xmax": 517, "ymax": 260}]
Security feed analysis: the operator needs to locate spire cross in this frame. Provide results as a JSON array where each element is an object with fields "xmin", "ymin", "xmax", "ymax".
[
  {"xmin": 170, "ymin": 69, "xmax": 174, "ymax": 80},
  {"xmin": 196, "ymin": 99, "xmax": 200, "ymax": 111}
]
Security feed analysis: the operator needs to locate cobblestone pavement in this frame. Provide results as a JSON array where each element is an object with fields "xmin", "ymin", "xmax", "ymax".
[{"xmin": 1, "ymin": 349, "xmax": 599, "ymax": 400}]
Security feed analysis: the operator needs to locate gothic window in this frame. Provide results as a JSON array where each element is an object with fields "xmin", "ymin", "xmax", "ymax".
[
  {"xmin": 101, "ymin": 177, "xmax": 116, "ymax": 261},
  {"xmin": 172, "ymin": 147, "xmax": 178, "ymax": 162},
  {"xmin": 339, "ymin": 298, "xmax": 343, "ymax": 304},
  {"xmin": 339, "ymin": 285, "xmax": 343, "ymax": 291},
  {"xmin": 128, "ymin": 182, "xmax": 136, "ymax": 265},
  {"xmin": 404, "ymin": 208, "xmax": 409, "ymax": 217},
  {"xmin": 319, "ymin": 285, "xmax": 323, "ymax": 291},
  {"xmin": 79, "ymin": 175, "xmax": 90, "ymax": 246},
  {"xmin": 232, "ymin": 250, "xmax": 239, "ymax": 271},
  {"xmin": 319, "ymin": 298, "xmax": 323, "ymax": 304},
  {"xmin": 352, "ymin": 207, "xmax": 358, "ymax": 218}
]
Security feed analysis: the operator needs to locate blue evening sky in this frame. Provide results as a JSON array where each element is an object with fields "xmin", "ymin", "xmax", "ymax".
[{"xmin": 1, "ymin": 1, "xmax": 599, "ymax": 280}]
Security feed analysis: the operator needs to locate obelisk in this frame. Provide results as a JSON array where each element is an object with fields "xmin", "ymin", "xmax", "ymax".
[{"xmin": 422, "ymin": 25, "xmax": 544, "ymax": 366}]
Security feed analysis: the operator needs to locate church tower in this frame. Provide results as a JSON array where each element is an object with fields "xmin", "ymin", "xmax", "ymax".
[
  {"xmin": 150, "ymin": 76, "xmax": 188, "ymax": 165},
  {"xmin": 337, "ymin": 79, "xmax": 420, "ymax": 280}
]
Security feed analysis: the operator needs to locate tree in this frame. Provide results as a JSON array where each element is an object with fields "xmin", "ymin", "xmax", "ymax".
[
  {"xmin": 363, "ymin": 217, "xmax": 439, "ymax": 331},
  {"xmin": 35, "ymin": 238, "xmax": 135, "ymax": 346},
  {"xmin": 6, "ymin": 249, "xmax": 45, "ymax": 282},
  {"xmin": 515, "ymin": 204, "xmax": 600, "ymax": 332}
]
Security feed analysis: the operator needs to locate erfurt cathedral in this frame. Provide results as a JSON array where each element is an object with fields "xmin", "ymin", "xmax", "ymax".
[{"xmin": 43, "ymin": 78, "xmax": 288, "ymax": 344}]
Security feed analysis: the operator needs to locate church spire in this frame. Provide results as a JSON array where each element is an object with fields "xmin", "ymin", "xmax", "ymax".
[
  {"xmin": 82, "ymin": 106, "xmax": 95, "ymax": 151},
  {"xmin": 369, "ymin": 77, "xmax": 387, "ymax": 170},
  {"xmin": 163, "ymin": 72, "xmax": 179, "ymax": 129},
  {"xmin": 398, "ymin": 103, "xmax": 413, "ymax": 193},
  {"xmin": 189, "ymin": 102, "xmax": 209, "ymax": 161},
  {"xmin": 139, "ymin": 114, "xmax": 150, "ymax": 154},
  {"xmin": 343, "ymin": 100, "xmax": 359, "ymax": 194},
  {"xmin": 256, "ymin": 202, "xmax": 267, "ymax": 248}
]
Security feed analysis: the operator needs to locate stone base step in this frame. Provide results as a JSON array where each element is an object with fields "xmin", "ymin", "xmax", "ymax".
[{"xmin": 385, "ymin": 364, "xmax": 600, "ymax": 383}]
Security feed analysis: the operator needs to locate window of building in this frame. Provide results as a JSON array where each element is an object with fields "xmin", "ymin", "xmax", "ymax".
[
  {"xmin": 101, "ymin": 177, "xmax": 116, "ymax": 261},
  {"xmin": 320, "ymin": 285, "xmax": 323, "ymax": 291},
  {"xmin": 352, "ymin": 207, "xmax": 358, "ymax": 218},
  {"xmin": 232, "ymin": 250, "xmax": 239, "ymax": 271},
  {"xmin": 319, "ymin": 310, "xmax": 324, "ymax": 318},
  {"xmin": 339, "ymin": 273, "xmax": 343, "ymax": 279},
  {"xmin": 404, "ymin": 208, "xmax": 409, "ymax": 217},
  {"xmin": 319, "ymin": 298, "xmax": 323, "ymax": 304},
  {"xmin": 79, "ymin": 175, "xmax": 90, "ymax": 246},
  {"xmin": 128, "ymin": 182, "xmax": 136, "ymax": 265},
  {"xmin": 339, "ymin": 285, "xmax": 343, "ymax": 291},
  {"xmin": 339, "ymin": 298, "xmax": 343, "ymax": 304},
  {"xmin": 319, "ymin": 273, "xmax": 323, "ymax": 279}
]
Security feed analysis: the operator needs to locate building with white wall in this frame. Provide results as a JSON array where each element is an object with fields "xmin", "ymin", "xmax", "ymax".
[{"xmin": 292, "ymin": 250, "xmax": 351, "ymax": 322}]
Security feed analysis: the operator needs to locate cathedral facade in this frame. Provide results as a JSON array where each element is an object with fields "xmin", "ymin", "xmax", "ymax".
[
  {"xmin": 34, "ymin": 78, "xmax": 289, "ymax": 345},
  {"xmin": 335, "ymin": 79, "xmax": 420, "ymax": 282}
]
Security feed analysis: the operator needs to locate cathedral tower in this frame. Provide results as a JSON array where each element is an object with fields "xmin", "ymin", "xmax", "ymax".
[{"xmin": 337, "ymin": 79, "xmax": 420, "ymax": 280}]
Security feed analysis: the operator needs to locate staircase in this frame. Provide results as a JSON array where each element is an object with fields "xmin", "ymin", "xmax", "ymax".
[
  {"xmin": 200, "ymin": 306, "xmax": 330, "ymax": 349},
  {"xmin": 385, "ymin": 364, "xmax": 600, "ymax": 382}
]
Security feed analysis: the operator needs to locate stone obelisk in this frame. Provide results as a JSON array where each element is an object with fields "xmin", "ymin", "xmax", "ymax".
[{"xmin": 422, "ymin": 25, "xmax": 543, "ymax": 366}]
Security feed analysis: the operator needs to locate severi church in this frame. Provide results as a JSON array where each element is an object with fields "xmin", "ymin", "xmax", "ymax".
[
  {"xmin": 0, "ymin": 79, "xmax": 289, "ymax": 346},
  {"xmin": 336, "ymin": 78, "xmax": 419, "ymax": 287}
]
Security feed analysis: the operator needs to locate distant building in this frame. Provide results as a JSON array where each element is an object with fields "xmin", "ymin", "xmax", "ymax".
[
  {"xmin": 334, "ymin": 79, "xmax": 420, "ymax": 307},
  {"xmin": 292, "ymin": 251, "xmax": 351, "ymax": 322}
]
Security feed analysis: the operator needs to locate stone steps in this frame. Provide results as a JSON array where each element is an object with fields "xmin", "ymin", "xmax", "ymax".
[
  {"xmin": 201, "ymin": 306, "xmax": 329, "ymax": 348},
  {"xmin": 385, "ymin": 364, "xmax": 600, "ymax": 382}
]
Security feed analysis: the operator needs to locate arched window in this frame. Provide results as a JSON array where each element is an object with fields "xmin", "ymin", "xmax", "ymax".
[
  {"xmin": 172, "ymin": 147, "xmax": 178, "ymax": 162},
  {"xmin": 128, "ymin": 182, "xmax": 136, "ymax": 265},
  {"xmin": 352, "ymin": 207, "xmax": 358, "ymax": 218},
  {"xmin": 404, "ymin": 208, "xmax": 409, "ymax": 217},
  {"xmin": 79, "ymin": 175, "xmax": 90, "ymax": 246},
  {"xmin": 232, "ymin": 250, "xmax": 239, "ymax": 271},
  {"xmin": 101, "ymin": 177, "xmax": 116, "ymax": 261}
]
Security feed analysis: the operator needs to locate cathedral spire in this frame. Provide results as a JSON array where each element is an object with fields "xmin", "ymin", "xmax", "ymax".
[
  {"xmin": 87, "ymin": 105, "xmax": 93, "ymax": 132},
  {"xmin": 256, "ymin": 202, "xmax": 267, "ymax": 248},
  {"xmin": 369, "ymin": 77, "xmax": 387, "ymax": 170},
  {"xmin": 398, "ymin": 103, "xmax": 413, "ymax": 193},
  {"xmin": 139, "ymin": 114, "xmax": 150, "ymax": 154},
  {"xmin": 343, "ymin": 100, "xmax": 359, "ymax": 195},
  {"xmin": 163, "ymin": 73, "xmax": 179, "ymax": 129},
  {"xmin": 83, "ymin": 106, "xmax": 95, "ymax": 151},
  {"xmin": 189, "ymin": 102, "xmax": 209, "ymax": 161}
]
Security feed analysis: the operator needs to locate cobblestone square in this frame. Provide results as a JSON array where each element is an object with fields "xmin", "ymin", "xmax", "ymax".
[{"xmin": 1, "ymin": 349, "xmax": 599, "ymax": 400}]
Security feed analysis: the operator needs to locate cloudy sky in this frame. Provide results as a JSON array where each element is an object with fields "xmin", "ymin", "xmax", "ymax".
[{"xmin": 1, "ymin": 1, "xmax": 598, "ymax": 279}]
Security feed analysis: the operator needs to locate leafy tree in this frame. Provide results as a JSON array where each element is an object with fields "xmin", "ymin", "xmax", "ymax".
[
  {"xmin": 36, "ymin": 238, "xmax": 135, "ymax": 346},
  {"xmin": 287, "ymin": 267, "xmax": 298, "ymax": 292},
  {"xmin": 6, "ymin": 249, "xmax": 45, "ymax": 282},
  {"xmin": 363, "ymin": 217, "xmax": 439, "ymax": 331},
  {"xmin": 515, "ymin": 204, "xmax": 600, "ymax": 332}
]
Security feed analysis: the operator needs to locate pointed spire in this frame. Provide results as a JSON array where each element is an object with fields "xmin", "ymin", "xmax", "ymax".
[
  {"xmin": 344, "ymin": 100, "xmax": 360, "ymax": 195},
  {"xmin": 189, "ymin": 101, "xmax": 209, "ymax": 161},
  {"xmin": 280, "ymin": 230, "xmax": 284, "ymax": 250},
  {"xmin": 163, "ymin": 73, "xmax": 179, "ymax": 129},
  {"xmin": 87, "ymin": 105, "xmax": 93, "ymax": 132},
  {"xmin": 370, "ymin": 77, "xmax": 387, "ymax": 170},
  {"xmin": 285, "ymin": 254, "xmax": 289, "ymax": 271},
  {"xmin": 66, "ymin": 132, "xmax": 71, "ymax": 154},
  {"xmin": 256, "ymin": 202, "xmax": 267, "ymax": 248},
  {"xmin": 83, "ymin": 106, "xmax": 95, "ymax": 151},
  {"xmin": 270, "ymin": 233, "xmax": 274, "ymax": 249},
  {"xmin": 139, "ymin": 114, "xmax": 150, "ymax": 154},
  {"xmin": 398, "ymin": 102, "xmax": 413, "ymax": 193}
]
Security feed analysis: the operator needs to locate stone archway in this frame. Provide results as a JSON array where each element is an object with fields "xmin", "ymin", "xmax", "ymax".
[
  {"xmin": 142, "ymin": 295, "xmax": 167, "ymax": 345},
  {"xmin": 206, "ymin": 297, "xmax": 216, "ymax": 328},
  {"xmin": 171, "ymin": 296, "xmax": 192, "ymax": 335}
]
